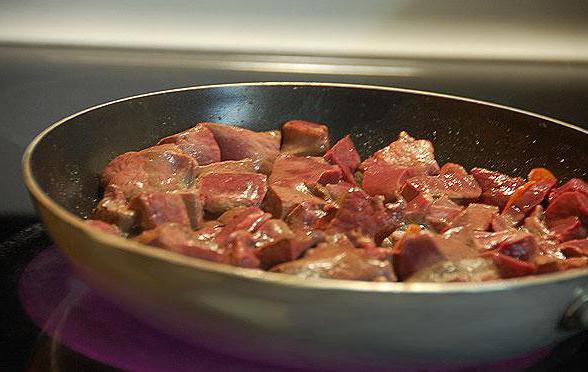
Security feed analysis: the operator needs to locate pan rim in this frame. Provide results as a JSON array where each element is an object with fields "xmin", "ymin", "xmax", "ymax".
[{"xmin": 22, "ymin": 81, "xmax": 588, "ymax": 294}]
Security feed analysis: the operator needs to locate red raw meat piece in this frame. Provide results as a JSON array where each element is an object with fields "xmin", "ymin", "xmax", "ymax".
[{"xmin": 281, "ymin": 120, "xmax": 329, "ymax": 156}]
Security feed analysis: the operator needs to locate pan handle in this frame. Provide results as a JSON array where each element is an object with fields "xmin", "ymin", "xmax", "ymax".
[{"xmin": 560, "ymin": 288, "xmax": 588, "ymax": 330}]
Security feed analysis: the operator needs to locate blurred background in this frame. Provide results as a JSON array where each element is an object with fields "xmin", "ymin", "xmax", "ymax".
[{"xmin": 1, "ymin": 0, "xmax": 588, "ymax": 237}]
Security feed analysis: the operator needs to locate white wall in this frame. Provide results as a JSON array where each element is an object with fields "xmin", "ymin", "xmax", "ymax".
[{"xmin": 0, "ymin": 0, "xmax": 587, "ymax": 61}]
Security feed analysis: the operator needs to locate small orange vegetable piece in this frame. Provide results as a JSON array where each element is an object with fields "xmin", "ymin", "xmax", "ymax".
[
  {"xmin": 503, "ymin": 181, "xmax": 536, "ymax": 212},
  {"xmin": 392, "ymin": 224, "xmax": 421, "ymax": 253},
  {"xmin": 528, "ymin": 168, "xmax": 556, "ymax": 183}
]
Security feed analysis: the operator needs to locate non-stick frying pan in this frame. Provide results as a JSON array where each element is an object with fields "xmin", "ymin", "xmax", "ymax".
[{"xmin": 23, "ymin": 83, "xmax": 588, "ymax": 370}]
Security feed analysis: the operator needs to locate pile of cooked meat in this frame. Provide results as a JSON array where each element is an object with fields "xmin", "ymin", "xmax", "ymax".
[{"xmin": 86, "ymin": 120, "xmax": 588, "ymax": 283}]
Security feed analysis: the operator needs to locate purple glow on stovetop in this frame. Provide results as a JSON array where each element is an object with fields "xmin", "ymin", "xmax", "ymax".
[{"xmin": 19, "ymin": 247, "xmax": 551, "ymax": 372}]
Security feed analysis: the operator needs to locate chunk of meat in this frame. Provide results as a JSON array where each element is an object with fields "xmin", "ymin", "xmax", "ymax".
[
  {"xmin": 549, "ymin": 217, "xmax": 587, "ymax": 242},
  {"xmin": 135, "ymin": 223, "xmax": 226, "ymax": 263},
  {"xmin": 471, "ymin": 167, "xmax": 526, "ymax": 210},
  {"xmin": 92, "ymin": 185, "xmax": 136, "ymax": 232},
  {"xmin": 324, "ymin": 182, "xmax": 359, "ymax": 205},
  {"xmin": 491, "ymin": 214, "xmax": 511, "ymax": 232},
  {"xmin": 214, "ymin": 207, "xmax": 272, "ymax": 246},
  {"xmin": 545, "ymin": 191, "xmax": 588, "ymax": 227},
  {"xmin": 198, "ymin": 173, "xmax": 268, "ymax": 215},
  {"xmin": 195, "ymin": 159, "xmax": 255, "ymax": 177},
  {"xmin": 269, "ymin": 155, "xmax": 342, "ymax": 188},
  {"xmin": 523, "ymin": 206, "xmax": 554, "ymax": 240},
  {"xmin": 85, "ymin": 220, "xmax": 121, "ymax": 236},
  {"xmin": 446, "ymin": 203, "xmax": 499, "ymax": 232},
  {"xmin": 173, "ymin": 191, "xmax": 204, "ymax": 229},
  {"xmin": 327, "ymin": 190, "xmax": 404, "ymax": 243},
  {"xmin": 254, "ymin": 220, "xmax": 325, "ymax": 268},
  {"xmin": 548, "ymin": 178, "xmax": 588, "ymax": 203},
  {"xmin": 202, "ymin": 122, "xmax": 280, "ymax": 174},
  {"xmin": 284, "ymin": 201, "xmax": 330, "ymax": 230},
  {"xmin": 264, "ymin": 185, "xmax": 328, "ymax": 219},
  {"xmin": 224, "ymin": 231, "xmax": 261, "ymax": 268},
  {"xmin": 536, "ymin": 257, "xmax": 588, "ymax": 274},
  {"xmin": 324, "ymin": 135, "xmax": 361, "ymax": 184},
  {"xmin": 130, "ymin": 192, "xmax": 191, "ymax": 230},
  {"xmin": 494, "ymin": 233, "xmax": 539, "ymax": 261},
  {"xmin": 158, "ymin": 124, "xmax": 221, "ymax": 165},
  {"xmin": 394, "ymin": 233, "xmax": 477, "ymax": 280},
  {"xmin": 559, "ymin": 239, "xmax": 588, "ymax": 258},
  {"xmin": 481, "ymin": 252, "xmax": 537, "ymax": 278},
  {"xmin": 271, "ymin": 244, "xmax": 396, "ymax": 281},
  {"xmin": 404, "ymin": 193, "xmax": 434, "ymax": 222},
  {"xmin": 473, "ymin": 230, "xmax": 519, "ymax": 251},
  {"xmin": 101, "ymin": 144, "xmax": 198, "ymax": 199},
  {"xmin": 281, "ymin": 120, "xmax": 329, "ymax": 156},
  {"xmin": 360, "ymin": 131, "xmax": 439, "ymax": 176},
  {"xmin": 362, "ymin": 160, "xmax": 418, "ymax": 201},
  {"xmin": 406, "ymin": 258, "xmax": 500, "ymax": 283},
  {"xmin": 425, "ymin": 197, "xmax": 465, "ymax": 232},
  {"xmin": 401, "ymin": 163, "xmax": 482, "ymax": 202},
  {"xmin": 501, "ymin": 180, "xmax": 555, "ymax": 226}
]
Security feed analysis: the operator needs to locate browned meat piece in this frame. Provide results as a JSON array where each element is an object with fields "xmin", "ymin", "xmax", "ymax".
[
  {"xmin": 401, "ymin": 163, "xmax": 482, "ymax": 202},
  {"xmin": 445, "ymin": 203, "xmax": 499, "ymax": 233},
  {"xmin": 545, "ymin": 191, "xmax": 588, "ymax": 229},
  {"xmin": 269, "ymin": 154, "xmax": 342, "ymax": 188},
  {"xmin": 491, "ymin": 214, "xmax": 511, "ymax": 232},
  {"xmin": 523, "ymin": 206, "xmax": 554, "ymax": 240},
  {"xmin": 494, "ymin": 233, "xmax": 539, "ymax": 261},
  {"xmin": 201, "ymin": 122, "xmax": 281, "ymax": 174},
  {"xmin": 425, "ymin": 197, "xmax": 464, "ymax": 232},
  {"xmin": 158, "ymin": 124, "xmax": 221, "ymax": 165},
  {"xmin": 324, "ymin": 135, "xmax": 361, "ymax": 184},
  {"xmin": 473, "ymin": 230, "xmax": 519, "ymax": 251},
  {"xmin": 92, "ymin": 185, "xmax": 137, "ymax": 232},
  {"xmin": 101, "ymin": 144, "xmax": 198, "ymax": 199},
  {"xmin": 135, "ymin": 223, "xmax": 226, "ymax": 263},
  {"xmin": 404, "ymin": 193, "xmax": 434, "ymax": 222},
  {"xmin": 326, "ymin": 190, "xmax": 404, "ymax": 243},
  {"xmin": 85, "ymin": 220, "xmax": 122, "ymax": 236},
  {"xmin": 501, "ymin": 180, "xmax": 555, "ymax": 226},
  {"xmin": 284, "ymin": 201, "xmax": 331, "ymax": 230},
  {"xmin": 471, "ymin": 168, "xmax": 525, "ymax": 210},
  {"xmin": 214, "ymin": 207, "xmax": 272, "ymax": 246},
  {"xmin": 271, "ymin": 244, "xmax": 396, "ymax": 281},
  {"xmin": 198, "ymin": 173, "xmax": 268, "ymax": 215},
  {"xmin": 549, "ymin": 217, "xmax": 587, "ymax": 242},
  {"xmin": 130, "ymin": 192, "xmax": 190, "ymax": 230},
  {"xmin": 264, "ymin": 185, "xmax": 328, "ymax": 219},
  {"xmin": 195, "ymin": 159, "xmax": 255, "ymax": 177},
  {"xmin": 324, "ymin": 182, "xmax": 358, "ymax": 205},
  {"xmin": 362, "ymin": 159, "xmax": 418, "ymax": 201},
  {"xmin": 404, "ymin": 194, "xmax": 463, "ymax": 231},
  {"xmin": 224, "ymin": 231, "xmax": 261, "ymax": 268},
  {"xmin": 252, "ymin": 219, "xmax": 325, "ymax": 268},
  {"xmin": 480, "ymin": 251, "xmax": 537, "ymax": 278},
  {"xmin": 360, "ymin": 131, "xmax": 439, "ymax": 175},
  {"xmin": 559, "ymin": 239, "xmax": 588, "ymax": 258},
  {"xmin": 393, "ymin": 232, "xmax": 477, "ymax": 280},
  {"xmin": 548, "ymin": 178, "xmax": 588, "ymax": 203},
  {"xmin": 536, "ymin": 257, "xmax": 588, "ymax": 274},
  {"xmin": 281, "ymin": 120, "xmax": 329, "ymax": 156},
  {"xmin": 406, "ymin": 258, "xmax": 500, "ymax": 283}
]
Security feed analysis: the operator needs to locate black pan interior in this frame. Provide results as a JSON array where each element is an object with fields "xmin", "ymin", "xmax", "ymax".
[{"xmin": 28, "ymin": 84, "xmax": 588, "ymax": 218}]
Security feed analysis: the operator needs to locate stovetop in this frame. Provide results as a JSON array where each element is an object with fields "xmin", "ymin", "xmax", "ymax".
[
  {"xmin": 2, "ymin": 224, "xmax": 588, "ymax": 371},
  {"xmin": 2, "ymin": 45, "xmax": 588, "ymax": 370}
]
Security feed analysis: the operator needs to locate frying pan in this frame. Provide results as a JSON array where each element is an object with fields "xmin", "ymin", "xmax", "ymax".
[{"xmin": 23, "ymin": 82, "xmax": 588, "ymax": 370}]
